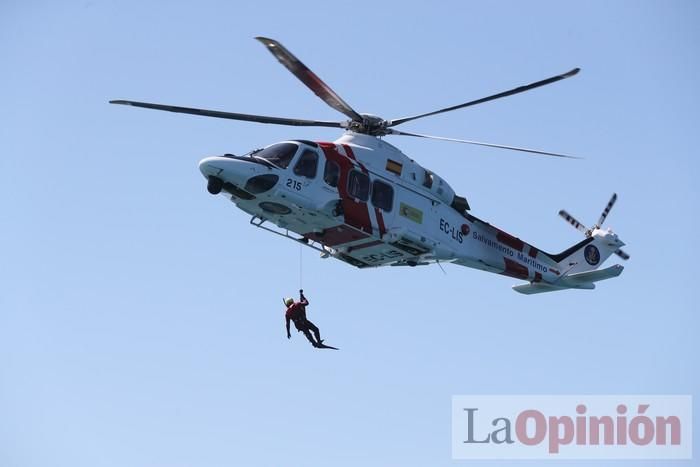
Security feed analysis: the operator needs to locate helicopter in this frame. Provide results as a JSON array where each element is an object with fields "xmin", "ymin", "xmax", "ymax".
[{"xmin": 111, "ymin": 37, "xmax": 629, "ymax": 294}]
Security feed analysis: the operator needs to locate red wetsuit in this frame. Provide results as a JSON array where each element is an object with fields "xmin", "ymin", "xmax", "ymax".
[
  {"xmin": 285, "ymin": 295, "xmax": 321, "ymax": 346},
  {"xmin": 285, "ymin": 299, "xmax": 308, "ymax": 326}
]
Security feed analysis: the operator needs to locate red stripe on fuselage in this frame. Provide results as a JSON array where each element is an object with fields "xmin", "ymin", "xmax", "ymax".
[
  {"xmin": 304, "ymin": 225, "xmax": 369, "ymax": 247},
  {"xmin": 319, "ymin": 143, "xmax": 373, "ymax": 235},
  {"xmin": 343, "ymin": 144, "xmax": 387, "ymax": 237},
  {"xmin": 374, "ymin": 208, "xmax": 386, "ymax": 237},
  {"xmin": 501, "ymin": 258, "xmax": 529, "ymax": 279},
  {"xmin": 496, "ymin": 231, "xmax": 525, "ymax": 252},
  {"xmin": 342, "ymin": 144, "xmax": 358, "ymax": 162}
]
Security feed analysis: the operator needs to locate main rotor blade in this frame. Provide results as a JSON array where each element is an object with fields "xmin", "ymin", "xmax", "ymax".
[
  {"xmin": 389, "ymin": 68, "xmax": 580, "ymax": 127},
  {"xmin": 597, "ymin": 193, "xmax": 617, "ymax": 227},
  {"xmin": 615, "ymin": 248, "xmax": 630, "ymax": 260},
  {"xmin": 559, "ymin": 210, "xmax": 588, "ymax": 233},
  {"xmin": 109, "ymin": 100, "xmax": 344, "ymax": 128},
  {"xmin": 388, "ymin": 129, "xmax": 580, "ymax": 159},
  {"xmin": 256, "ymin": 37, "xmax": 364, "ymax": 123}
]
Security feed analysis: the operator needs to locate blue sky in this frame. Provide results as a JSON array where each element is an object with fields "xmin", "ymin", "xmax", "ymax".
[{"xmin": 1, "ymin": 1, "xmax": 698, "ymax": 466}]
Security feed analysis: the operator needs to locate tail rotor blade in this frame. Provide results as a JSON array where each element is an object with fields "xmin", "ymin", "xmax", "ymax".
[
  {"xmin": 597, "ymin": 193, "xmax": 618, "ymax": 227},
  {"xmin": 615, "ymin": 248, "xmax": 630, "ymax": 260},
  {"xmin": 559, "ymin": 209, "xmax": 588, "ymax": 234}
]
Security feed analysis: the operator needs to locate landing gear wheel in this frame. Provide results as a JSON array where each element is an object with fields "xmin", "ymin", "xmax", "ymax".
[{"xmin": 207, "ymin": 176, "xmax": 223, "ymax": 195}]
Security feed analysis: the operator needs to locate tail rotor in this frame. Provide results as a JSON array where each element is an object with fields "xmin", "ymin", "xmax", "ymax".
[{"xmin": 558, "ymin": 193, "xmax": 630, "ymax": 261}]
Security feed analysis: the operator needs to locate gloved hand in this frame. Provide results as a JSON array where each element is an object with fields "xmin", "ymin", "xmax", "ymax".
[{"xmin": 287, "ymin": 333, "xmax": 291, "ymax": 339}]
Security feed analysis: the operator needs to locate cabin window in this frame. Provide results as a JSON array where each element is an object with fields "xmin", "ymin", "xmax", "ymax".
[
  {"xmin": 347, "ymin": 170, "xmax": 369, "ymax": 201},
  {"xmin": 371, "ymin": 180, "xmax": 394, "ymax": 212},
  {"xmin": 423, "ymin": 169, "xmax": 434, "ymax": 188},
  {"xmin": 293, "ymin": 149, "xmax": 318, "ymax": 178},
  {"xmin": 323, "ymin": 160, "xmax": 340, "ymax": 187},
  {"xmin": 255, "ymin": 142, "xmax": 297, "ymax": 169}
]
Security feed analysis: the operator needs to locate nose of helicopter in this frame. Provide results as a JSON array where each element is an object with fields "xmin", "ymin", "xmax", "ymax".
[
  {"xmin": 198, "ymin": 155, "xmax": 259, "ymax": 185},
  {"xmin": 199, "ymin": 155, "xmax": 277, "ymax": 197},
  {"xmin": 198, "ymin": 156, "xmax": 228, "ymax": 178}
]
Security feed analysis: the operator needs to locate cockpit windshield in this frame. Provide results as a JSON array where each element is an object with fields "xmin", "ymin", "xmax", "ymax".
[{"xmin": 252, "ymin": 142, "xmax": 298, "ymax": 169}]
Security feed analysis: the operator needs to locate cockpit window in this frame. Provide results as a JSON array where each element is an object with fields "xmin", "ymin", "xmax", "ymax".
[
  {"xmin": 254, "ymin": 142, "xmax": 298, "ymax": 169},
  {"xmin": 293, "ymin": 149, "xmax": 318, "ymax": 178}
]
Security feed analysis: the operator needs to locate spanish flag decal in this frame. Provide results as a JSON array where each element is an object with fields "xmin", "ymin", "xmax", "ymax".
[{"xmin": 386, "ymin": 159, "xmax": 403, "ymax": 176}]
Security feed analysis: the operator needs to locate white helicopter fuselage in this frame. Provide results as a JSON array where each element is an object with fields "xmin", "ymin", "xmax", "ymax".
[
  {"xmin": 114, "ymin": 37, "xmax": 627, "ymax": 294},
  {"xmin": 199, "ymin": 132, "xmax": 625, "ymax": 292}
]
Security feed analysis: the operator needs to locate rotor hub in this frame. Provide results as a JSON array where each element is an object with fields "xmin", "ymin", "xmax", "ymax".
[{"xmin": 344, "ymin": 114, "xmax": 390, "ymax": 136}]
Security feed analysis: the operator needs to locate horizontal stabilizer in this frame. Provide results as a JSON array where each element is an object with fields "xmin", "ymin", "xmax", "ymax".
[
  {"xmin": 512, "ymin": 264, "xmax": 624, "ymax": 295},
  {"xmin": 513, "ymin": 283, "xmax": 564, "ymax": 295},
  {"xmin": 562, "ymin": 264, "xmax": 624, "ymax": 285},
  {"xmin": 512, "ymin": 282, "xmax": 582, "ymax": 295}
]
